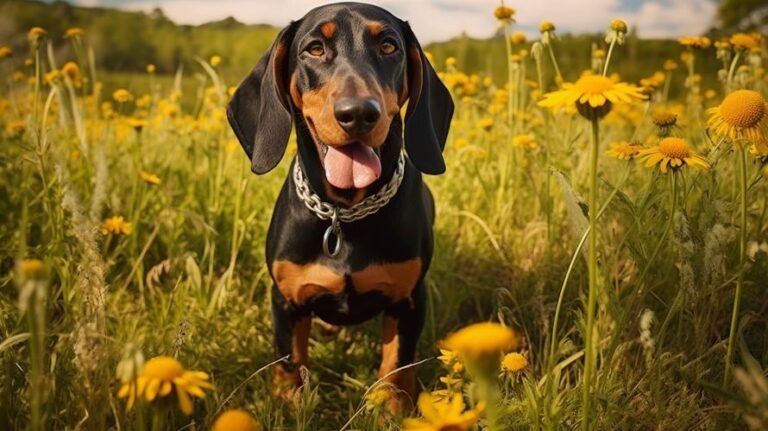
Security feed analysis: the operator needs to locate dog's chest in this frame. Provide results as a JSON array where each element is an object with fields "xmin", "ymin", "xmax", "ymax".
[{"xmin": 271, "ymin": 258, "xmax": 421, "ymax": 305}]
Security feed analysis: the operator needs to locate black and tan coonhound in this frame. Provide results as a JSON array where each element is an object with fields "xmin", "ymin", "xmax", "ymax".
[{"xmin": 227, "ymin": 2, "xmax": 453, "ymax": 409}]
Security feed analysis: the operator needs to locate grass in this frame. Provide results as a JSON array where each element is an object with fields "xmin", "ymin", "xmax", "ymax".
[{"xmin": 1, "ymin": 19, "xmax": 768, "ymax": 431}]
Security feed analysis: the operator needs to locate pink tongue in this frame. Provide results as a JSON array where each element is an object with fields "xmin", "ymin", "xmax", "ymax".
[{"xmin": 324, "ymin": 144, "xmax": 382, "ymax": 189}]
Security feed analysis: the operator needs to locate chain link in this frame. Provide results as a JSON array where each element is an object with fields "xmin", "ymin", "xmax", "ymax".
[{"xmin": 293, "ymin": 151, "xmax": 405, "ymax": 223}]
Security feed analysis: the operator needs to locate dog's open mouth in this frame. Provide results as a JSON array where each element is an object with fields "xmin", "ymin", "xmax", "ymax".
[{"xmin": 320, "ymin": 142, "xmax": 382, "ymax": 190}]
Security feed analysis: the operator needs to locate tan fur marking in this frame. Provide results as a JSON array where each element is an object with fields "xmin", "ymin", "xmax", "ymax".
[
  {"xmin": 367, "ymin": 21, "xmax": 383, "ymax": 36},
  {"xmin": 405, "ymin": 44, "xmax": 423, "ymax": 119},
  {"xmin": 320, "ymin": 21, "xmax": 337, "ymax": 39},
  {"xmin": 350, "ymin": 258, "xmax": 422, "ymax": 302},
  {"xmin": 379, "ymin": 316, "xmax": 416, "ymax": 412},
  {"xmin": 289, "ymin": 72, "xmax": 303, "ymax": 109},
  {"xmin": 273, "ymin": 316, "xmax": 311, "ymax": 399},
  {"xmin": 272, "ymin": 260, "xmax": 345, "ymax": 305}
]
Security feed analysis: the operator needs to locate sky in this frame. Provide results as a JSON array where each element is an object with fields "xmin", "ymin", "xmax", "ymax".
[{"xmin": 64, "ymin": 0, "xmax": 718, "ymax": 43}]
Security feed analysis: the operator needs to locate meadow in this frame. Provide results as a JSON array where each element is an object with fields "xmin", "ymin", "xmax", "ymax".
[{"xmin": 1, "ymin": 4, "xmax": 768, "ymax": 431}]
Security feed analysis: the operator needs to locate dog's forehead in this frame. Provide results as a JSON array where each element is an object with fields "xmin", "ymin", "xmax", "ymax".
[{"xmin": 294, "ymin": 3, "xmax": 402, "ymax": 38}]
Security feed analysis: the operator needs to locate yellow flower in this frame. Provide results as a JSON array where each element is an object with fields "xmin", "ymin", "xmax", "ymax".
[
  {"xmin": 140, "ymin": 171, "xmax": 161, "ymax": 185},
  {"xmin": 679, "ymin": 36, "xmax": 711, "ymax": 49},
  {"xmin": 19, "ymin": 258, "xmax": 46, "ymax": 279},
  {"xmin": 538, "ymin": 73, "xmax": 646, "ymax": 120},
  {"xmin": 493, "ymin": 4, "xmax": 515, "ymax": 22},
  {"xmin": 539, "ymin": 20, "xmax": 555, "ymax": 33},
  {"xmin": 6, "ymin": 120, "xmax": 26, "ymax": 136},
  {"xmin": 501, "ymin": 352, "xmax": 528, "ymax": 373},
  {"xmin": 402, "ymin": 393, "xmax": 483, "ymax": 431},
  {"xmin": 593, "ymin": 49, "xmax": 606, "ymax": 59},
  {"xmin": 609, "ymin": 18, "xmax": 627, "ymax": 33},
  {"xmin": 652, "ymin": 111, "xmax": 678, "ymax": 136},
  {"xmin": 101, "ymin": 216, "xmax": 133, "ymax": 235},
  {"xmin": 61, "ymin": 62, "xmax": 81, "ymax": 85},
  {"xmin": 441, "ymin": 322, "xmax": 517, "ymax": 359},
  {"xmin": 128, "ymin": 117, "xmax": 148, "ymax": 132},
  {"xmin": 445, "ymin": 56, "xmax": 457, "ymax": 67},
  {"xmin": 210, "ymin": 55, "xmax": 222, "ymax": 67},
  {"xmin": 707, "ymin": 89, "xmax": 768, "ymax": 152},
  {"xmin": 730, "ymin": 33, "xmax": 757, "ymax": 51},
  {"xmin": 28, "ymin": 27, "xmax": 47, "ymax": 41},
  {"xmin": 511, "ymin": 31, "xmax": 526, "ymax": 44},
  {"xmin": 113, "ymin": 89, "xmax": 133, "ymax": 103},
  {"xmin": 212, "ymin": 409, "xmax": 259, "ymax": 431},
  {"xmin": 512, "ymin": 133, "xmax": 537, "ymax": 150},
  {"xmin": 663, "ymin": 59, "xmax": 678, "ymax": 71},
  {"xmin": 146, "ymin": 63, "xmax": 156, "ymax": 74},
  {"xmin": 0, "ymin": 46, "xmax": 11, "ymax": 60},
  {"xmin": 478, "ymin": 117, "xmax": 494, "ymax": 131},
  {"xmin": 117, "ymin": 356, "xmax": 214, "ymax": 415},
  {"xmin": 65, "ymin": 28, "xmax": 83, "ymax": 38},
  {"xmin": 606, "ymin": 141, "xmax": 643, "ymax": 160},
  {"xmin": 44, "ymin": 70, "xmax": 60, "ymax": 85},
  {"xmin": 437, "ymin": 349, "xmax": 464, "ymax": 373},
  {"xmin": 704, "ymin": 89, "xmax": 717, "ymax": 100},
  {"xmin": 639, "ymin": 137, "xmax": 710, "ymax": 173}
]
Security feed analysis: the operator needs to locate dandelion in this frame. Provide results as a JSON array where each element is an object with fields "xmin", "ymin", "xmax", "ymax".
[
  {"xmin": 538, "ymin": 73, "xmax": 646, "ymax": 120},
  {"xmin": 606, "ymin": 141, "xmax": 643, "ymax": 160},
  {"xmin": 511, "ymin": 31, "xmax": 526, "ymax": 44},
  {"xmin": 441, "ymin": 322, "xmax": 517, "ymax": 360},
  {"xmin": 402, "ymin": 393, "xmax": 484, "ymax": 431},
  {"xmin": 210, "ymin": 55, "xmax": 222, "ymax": 67},
  {"xmin": 113, "ymin": 88, "xmax": 133, "ymax": 103},
  {"xmin": 117, "ymin": 356, "xmax": 213, "ymax": 415},
  {"xmin": 512, "ymin": 133, "xmax": 538, "ymax": 149},
  {"xmin": 64, "ymin": 28, "xmax": 83, "ymax": 38},
  {"xmin": 501, "ymin": 352, "xmax": 528, "ymax": 373},
  {"xmin": 0, "ymin": 46, "xmax": 11, "ymax": 60},
  {"xmin": 101, "ymin": 216, "xmax": 133, "ymax": 235},
  {"xmin": 212, "ymin": 409, "xmax": 259, "ymax": 431},
  {"xmin": 493, "ymin": 3, "xmax": 515, "ymax": 24},
  {"xmin": 707, "ymin": 89, "xmax": 768, "ymax": 153},
  {"xmin": 639, "ymin": 137, "xmax": 710, "ymax": 173},
  {"xmin": 140, "ymin": 171, "xmax": 161, "ymax": 186},
  {"xmin": 730, "ymin": 33, "xmax": 758, "ymax": 51},
  {"xmin": 146, "ymin": 63, "xmax": 156, "ymax": 74},
  {"xmin": 652, "ymin": 111, "xmax": 678, "ymax": 136}
]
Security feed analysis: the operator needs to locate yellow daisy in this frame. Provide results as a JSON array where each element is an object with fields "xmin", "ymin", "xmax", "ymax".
[
  {"xmin": 140, "ymin": 171, "xmax": 161, "ymax": 186},
  {"xmin": 117, "ymin": 356, "xmax": 214, "ymax": 415},
  {"xmin": 212, "ymin": 409, "xmax": 259, "ymax": 431},
  {"xmin": 441, "ymin": 322, "xmax": 517, "ymax": 359},
  {"xmin": 678, "ymin": 36, "xmax": 711, "ymax": 49},
  {"xmin": 638, "ymin": 137, "xmax": 710, "ymax": 173},
  {"xmin": 511, "ymin": 31, "xmax": 526, "ymax": 44},
  {"xmin": 512, "ymin": 133, "xmax": 538, "ymax": 150},
  {"xmin": 606, "ymin": 141, "xmax": 644, "ymax": 160},
  {"xmin": 538, "ymin": 73, "xmax": 646, "ymax": 120},
  {"xmin": 101, "ymin": 216, "xmax": 133, "ymax": 235},
  {"xmin": 402, "ymin": 393, "xmax": 484, "ymax": 431},
  {"xmin": 501, "ymin": 352, "xmax": 528, "ymax": 373},
  {"xmin": 707, "ymin": 90, "xmax": 768, "ymax": 153},
  {"xmin": 652, "ymin": 111, "xmax": 678, "ymax": 136},
  {"xmin": 0, "ymin": 46, "xmax": 11, "ymax": 60},
  {"xmin": 64, "ymin": 28, "xmax": 84, "ymax": 38},
  {"xmin": 210, "ymin": 55, "xmax": 222, "ymax": 67},
  {"xmin": 493, "ymin": 4, "xmax": 515, "ymax": 23},
  {"xmin": 18, "ymin": 258, "xmax": 46, "ymax": 279},
  {"xmin": 730, "ymin": 33, "xmax": 757, "ymax": 51},
  {"xmin": 113, "ymin": 88, "xmax": 133, "ymax": 103}
]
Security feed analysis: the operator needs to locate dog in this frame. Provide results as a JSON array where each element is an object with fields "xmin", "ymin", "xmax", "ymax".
[{"xmin": 227, "ymin": 2, "xmax": 453, "ymax": 409}]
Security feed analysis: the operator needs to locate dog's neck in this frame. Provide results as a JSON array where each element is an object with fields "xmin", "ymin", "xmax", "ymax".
[{"xmin": 293, "ymin": 114, "xmax": 403, "ymax": 208}]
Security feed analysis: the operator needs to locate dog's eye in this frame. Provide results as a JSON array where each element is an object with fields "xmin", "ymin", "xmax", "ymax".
[
  {"xmin": 380, "ymin": 40, "xmax": 397, "ymax": 55},
  {"xmin": 306, "ymin": 42, "xmax": 325, "ymax": 57}
]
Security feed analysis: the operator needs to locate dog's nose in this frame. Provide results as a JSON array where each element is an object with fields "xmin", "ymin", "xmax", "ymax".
[{"xmin": 334, "ymin": 97, "xmax": 381, "ymax": 135}]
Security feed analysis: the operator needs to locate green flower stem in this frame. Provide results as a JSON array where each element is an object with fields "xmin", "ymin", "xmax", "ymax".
[
  {"xmin": 724, "ymin": 145, "xmax": 748, "ymax": 385},
  {"xmin": 602, "ymin": 39, "xmax": 617, "ymax": 76},
  {"xmin": 726, "ymin": 51, "xmax": 742, "ymax": 91},
  {"xmin": 547, "ymin": 43, "xmax": 563, "ymax": 85},
  {"xmin": 654, "ymin": 173, "xmax": 681, "ymax": 343},
  {"xmin": 581, "ymin": 117, "xmax": 600, "ymax": 431}
]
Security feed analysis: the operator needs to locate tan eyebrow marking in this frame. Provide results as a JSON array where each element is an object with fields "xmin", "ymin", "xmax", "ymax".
[
  {"xmin": 320, "ymin": 21, "xmax": 337, "ymax": 39},
  {"xmin": 368, "ymin": 21, "xmax": 383, "ymax": 36}
]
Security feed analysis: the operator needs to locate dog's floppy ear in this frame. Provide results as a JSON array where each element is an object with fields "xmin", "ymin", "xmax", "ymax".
[
  {"xmin": 402, "ymin": 22, "xmax": 454, "ymax": 175},
  {"xmin": 227, "ymin": 22, "xmax": 300, "ymax": 174}
]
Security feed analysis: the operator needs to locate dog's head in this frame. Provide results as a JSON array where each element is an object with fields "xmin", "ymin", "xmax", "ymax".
[{"xmin": 227, "ymin": 2, "xmax": 453, "ymax": 191}]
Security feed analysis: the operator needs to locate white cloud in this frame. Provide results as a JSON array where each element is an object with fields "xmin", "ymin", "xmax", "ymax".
[{"xmin": 69, "ymin": 0, "xmax": 717, "ymax": 42}]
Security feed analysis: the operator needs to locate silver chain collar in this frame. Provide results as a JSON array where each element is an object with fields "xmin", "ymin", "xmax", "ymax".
[{"xmin": 293, "ymin": 151, "xmax": 406, "ymax": 258}]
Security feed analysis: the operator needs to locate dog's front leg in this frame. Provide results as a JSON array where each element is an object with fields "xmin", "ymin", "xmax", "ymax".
[
  {"xmin": 378, "ymin": 281, "xmax": 426, "ymax": 413},
  {"xmin": 271, "ymin": 284, "xmax": 311, "ymax": 399}
]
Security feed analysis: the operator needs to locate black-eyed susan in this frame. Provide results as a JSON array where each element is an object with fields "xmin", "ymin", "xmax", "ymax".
[
  {"xmin": 538, "ymin": 73, "xmax": 646, "ymax": 120},
  {"xmin": 441, "ymin": 322, "xmax": 517, "ymax": 359},
  {"xmin": 402, "ymin": 393, "xmax": 483, "ymax": 431},
  {"xmin": 117, "ymin": 356, "xmax": 213, "ymax": 415},
  {"xmin": 639, "ymin": 137, "xmax": 710, "ymax": 173},
  {"xmin": 512, "ymin": 133, "xmax": 538, "ymax": 149},
  {"xmin": 101, "ymin": 216, "xmax": 133, "ymax": 235},
  {"xmin": 212, "ymin": 409, "xmax": 259, "ymax": 431},
  {"xmin": 606, "ymin": 140, "xmax": 644, "ymax": 160},
  {"xmin": 707, "ymin": 89, "xmax": 768, "ymax": 153},
  {"xmin": 501, "ymin": 352, "xmax": 528, "ymax": 373},
  {"xmin": 113, "ymin": 89, "xmax": 133, "ymax": 103}
]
